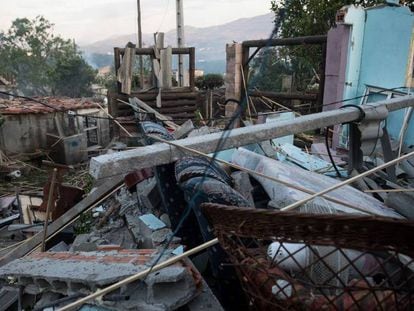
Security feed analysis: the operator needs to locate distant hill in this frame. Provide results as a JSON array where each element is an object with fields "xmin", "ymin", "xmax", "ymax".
[{"xmin": 81, "ymin": 13, "xmax": 274, "ymax": 74}]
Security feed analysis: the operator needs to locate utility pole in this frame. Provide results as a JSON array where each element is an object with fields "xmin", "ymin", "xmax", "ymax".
[
  {"xmin": 176, "ymin": 0, "xmax": 185, "ymax": 86},
  {"xmin": 137, "ymin": 0, "xmax": 144, "ymax": 89}
]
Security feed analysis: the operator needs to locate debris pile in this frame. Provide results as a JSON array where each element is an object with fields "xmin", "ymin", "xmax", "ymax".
[{"xmin": 0, "ymin": 4, "xmax": 414, "ymax": 308}]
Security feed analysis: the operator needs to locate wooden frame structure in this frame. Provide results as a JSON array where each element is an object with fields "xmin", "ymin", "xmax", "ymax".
[
  {"xmin": 241, "ymin": 35, "xmax": 328, "ymax": 109},
  {"xmin": 113, "ymin": 47, "xmax": 196, "ymax": 91}
]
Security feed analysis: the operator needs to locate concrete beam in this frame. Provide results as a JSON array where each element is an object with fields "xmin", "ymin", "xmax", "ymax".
[{"xmin": 89, "ymin": 96, "xmax": 414, "ymax": 179}]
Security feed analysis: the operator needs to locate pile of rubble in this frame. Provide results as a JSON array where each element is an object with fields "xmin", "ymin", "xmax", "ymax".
[{"xmin": 0, "ymin": 93, "xmax": 413, "ymax": 310}]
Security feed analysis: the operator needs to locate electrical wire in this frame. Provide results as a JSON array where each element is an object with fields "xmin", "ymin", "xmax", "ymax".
[
  {"xmin": 325, "ymin": 126, "xmax": 342, "ymax": 178},
  {"xmin": 138, "ymin": 5, "xmax": 289, "ymax": 286},
  {"xmin": 155, "ymin": 0, "xmax": 171, "ymax": 34},
  {"xmin": 26, "ymin": 6, "xmax": 414, "ymax": 308}
]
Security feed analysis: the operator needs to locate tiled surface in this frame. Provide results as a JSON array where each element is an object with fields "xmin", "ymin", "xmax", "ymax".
[{"xmin": 0, "ymin": 97, "xmax": 100, "ymax": 115}]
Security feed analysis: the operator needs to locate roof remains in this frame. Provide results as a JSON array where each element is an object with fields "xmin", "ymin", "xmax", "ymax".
[{"xmin": 0, "ymin": 97, "xmax": 100, "ymax": 115}]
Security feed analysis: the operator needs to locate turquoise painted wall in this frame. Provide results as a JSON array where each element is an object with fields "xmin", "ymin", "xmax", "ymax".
[
  {"xmin": 358, "ymin": 6, "xmax": 413, "ymax": 95},
  {"xmin": 342, "ymin": 5, "xmax": 414, "ymax": 147},
  {"xmin": 360, "ymin": 5, "xmax": 414, "ymax": 146},
  {"xmin": 342, "ymin": 6, "xmax": 366, "ymax": 104}
]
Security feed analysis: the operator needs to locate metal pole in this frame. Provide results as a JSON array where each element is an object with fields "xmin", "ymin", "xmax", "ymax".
[
  {"xmin": 176, "ymin": 0, "xmax": 185, "ymax": 86},
  {"xmin": 89, "ymin": 95, "xmax": 414, "ymax": 179},
  {"xmin": 137, "ymin": 0, "xmax": 144, "ymax": 89}
]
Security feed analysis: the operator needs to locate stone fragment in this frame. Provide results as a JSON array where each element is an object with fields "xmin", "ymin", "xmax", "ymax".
[
  {"xmin": 173, "ymin": 119, "xmax": 194, "ymax": 139},
  {"xmin": 48, "ymin": 241, "xmax": 69, "ymax": 252},
  {"xmin": 151, "ymin": 228, "xmax": 173, "ymax": 246},
  {"xmin": 138, "ymin": 214, "xmax": 167, "ymax": 248},
  {"xmin": 160, "ymin": 213, "xmax": 171, "ymax": 228},
  {"xmin": 136, "ymin": 178, "xmax": 161, "ymax": 212},
  {"xmin": 70, "ymin": 234, "xmax": 97, "ymax": 252}
]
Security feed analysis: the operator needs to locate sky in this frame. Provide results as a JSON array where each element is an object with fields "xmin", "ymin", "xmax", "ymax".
[{"xmin": 0, "ymin": 0, "xmax": 273, "ymax": 44}]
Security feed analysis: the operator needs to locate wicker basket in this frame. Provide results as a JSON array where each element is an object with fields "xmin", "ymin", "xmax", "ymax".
[{"xmin": 202, "ymin": 203, "xmax": 414, "ymax": 310}]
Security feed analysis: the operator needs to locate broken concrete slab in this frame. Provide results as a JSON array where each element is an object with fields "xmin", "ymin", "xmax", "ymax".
[
  {"xmin": 0, "ymin": 249, "xmax": 200, "ymax": 310},
  {"xmin": 160, "ymin": 214, "xmax": 171, "ymax": 228},
  {"xmin": 138, "ymin": 214, "xmax": 168, "ymax": 248},
  {"xmin": 70, "ymin": 234, "xmax": 99, "ymax": 252},
  {"xmin": 173, "ymin": 119, "xmax": 194, "ymax": 139},
  {"xmin": 48, "ymin": 241, "xmax": 69, "ymax": 252},
  {"xmin": 136, "ymin": 177, "xmax": 161, "ymax": 212},
  {"xmin": 139, "ymin": 214, "xmax": 167, "ymax": 231},
  {"xmin": 151, "ymin": 228, "xmax": 173, "ymax": 246}
]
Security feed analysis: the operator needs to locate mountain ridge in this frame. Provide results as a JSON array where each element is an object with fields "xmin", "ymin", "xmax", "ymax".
[{"xmin": 81, "ymin": 13, "xmax": 274, "ymax": 73}]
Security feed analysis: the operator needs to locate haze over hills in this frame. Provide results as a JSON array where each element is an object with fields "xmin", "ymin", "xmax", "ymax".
[{"xmin": 81, "ymin": 13, "xmax": 274, "ymax": 73}]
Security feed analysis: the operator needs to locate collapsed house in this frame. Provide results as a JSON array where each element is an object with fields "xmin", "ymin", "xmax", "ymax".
[
  {"xmin": 0, "ymin": 97, "xmax": 110, "ymax": 165},
  {"xmin": 0, "ymin": 1, "xmax": 414, "ymax": 310}
]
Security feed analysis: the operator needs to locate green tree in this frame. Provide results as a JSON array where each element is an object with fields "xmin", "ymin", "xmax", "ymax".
[
  {"xmin": 0, "ymin": 16, "xmax": 96, "ymax": 97},
  {"xmin": 270, "ymin": 0, "xmax": 406, "ymax": 39},
  {"xmin": 96, "ymin": 69, "xmax": 118, "ymax": 92},
  {"xmin": 257, "ymin": 0, "xmax": 414, "ymax": 92},
  {"xmin": 195, "ymin": 73, "xmax": 224, "ymax": 90}
]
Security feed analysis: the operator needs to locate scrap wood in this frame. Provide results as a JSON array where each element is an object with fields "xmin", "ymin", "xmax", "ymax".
[
  {"xmin": 58, "ymin": 238, "xmax": 219, "ymax": 311},
  {"xmin": 117, "ymin": 42, "xmax": 136, "ymax": 95},
  {"xmin": 129, "ymin": 97, "xmax": 180, "ymax": 130},
  {"xmin": 257, "ymin": 96, "xmax": 275, "ymax": 111},
  {"xmin": 240, "ymin": 64, "xmax": 252, "ymax": 122},
  {"xmin": 97, "ymin": 201, "xmax": 121, "ymax": 229},
  {"xmin": 0, "ymin": 175, "xmax": 124, "ymax": 266},
  {"xmin": 41, "ymin": 168, "xmax": 57, "ymax": 252},
  {"xmin": 262, "ymin": 95, "xmax": 301, "ymax": 117}
]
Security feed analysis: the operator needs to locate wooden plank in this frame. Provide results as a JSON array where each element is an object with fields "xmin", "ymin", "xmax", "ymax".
[
  {"xmin": 114, "ymin": 48, "xmax": 122, "ymax": 94},
  {"xmin": 135, "ymin": 92, "xmax": 199, "ymax": 101},
  {"xmin": 155, "ymin": 32, "xmax": 165, "ymax": 56},
  {"xmin": 117, "ymin": 47, "xmax": 192, "ymax": 55},
  {"xmin": 0, "ymin": 176, "xmax": 124, "ymax": 266},
  {"xmin": 117, "ymin": 100, "xmax": 197, "ymax": 111},
  {"xmin": 189, "ymin": 47, "xmax": 196, "ymax": 90},
  {"xmin": 160, "ymin": 46, "xmax": 172, "ymax": 89},
  {"xmin": 159, "ymin": 106, "xmax": 197, "ymax": 114},
  {"xmin": 129, "ymin": 97, "xmax": 180, "ymax": 130},
  {"xmin": 117, "ymin": 43, "xmax": 136, "ymax": 95},
  {"xmin": 242, "ymin": 35, "xmax": 327, "ymax": 48}
]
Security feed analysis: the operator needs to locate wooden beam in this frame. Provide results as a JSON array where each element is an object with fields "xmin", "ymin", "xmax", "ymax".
[
  {"xmin": 242, "ymin": 35, "xmax": 327, "ymax": 48},
  {"xmin": 128, "ymin": 98, "xmax": 180, "ymax": 130},
  {"xmin": 117, "ymin": 47, "xmax": 192, "ymax": 56},
  {"xmin": 189, "ymin": 47, "xmax": 196, "ymax": 90},
  {"xmin": 249, "ymin": 91, "xmax": 318, "ymax": 101}
]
